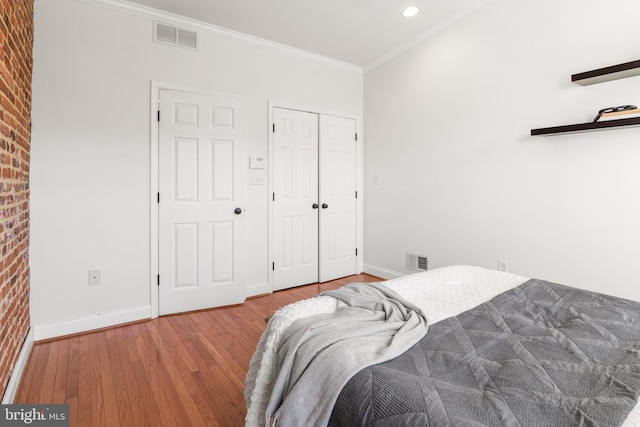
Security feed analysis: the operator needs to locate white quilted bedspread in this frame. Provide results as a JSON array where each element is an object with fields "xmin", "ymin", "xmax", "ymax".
[{"xmin": 244, "ymin": 265, "xmax": 640, "ymax": 427}]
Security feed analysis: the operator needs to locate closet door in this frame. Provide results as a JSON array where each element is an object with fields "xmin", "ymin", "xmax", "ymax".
[
  {"xmin": 272, "ymin": 108, "xmax": 319, "ymax": 291},
  {"xmin": 319, "ymin": 115, "xmax": 358, "ymax": 282},
  {"xmin": 158, "ymin": 89, "xmax": 246, "ymax": 315}
]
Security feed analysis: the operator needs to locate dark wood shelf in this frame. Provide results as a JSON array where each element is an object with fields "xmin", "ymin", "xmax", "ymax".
[
  {"xmin": 533, "ymin": 60, "xmax": 640, "ymax": 135},
  {"xmin": 531, "ymin": 116, "xmax": 640, "ymax": 136},
  {"xmin": 572, "ymin": 60, "xmax": 640, "ymax": 86}
]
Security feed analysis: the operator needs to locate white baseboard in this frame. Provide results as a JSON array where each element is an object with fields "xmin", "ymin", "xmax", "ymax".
[
  {"xmin": 363, "ymin": 263, "xmax": 405, "ymax": 280},
  {"xmin": 2, "ymin": 328, "xmax": 34, "ymax": 404},
  {"xmin": 33, "ymin": 306, "xmax": 151, "ymax": 342},
  {"xmin": 246, "ymin": 281, "xmax": 270, "ymax": 298}
]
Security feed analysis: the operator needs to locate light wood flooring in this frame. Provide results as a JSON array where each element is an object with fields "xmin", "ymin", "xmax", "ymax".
[{"xmin": 15, "ymin": 274, "xmax": 380, "ymax": 427}]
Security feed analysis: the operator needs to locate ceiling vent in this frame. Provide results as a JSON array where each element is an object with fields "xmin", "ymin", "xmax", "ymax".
[
  {"xmin": 406, "ymin": 253, "xmax": 429, "ymax": 271},
  {"xmin": 154, "ymin": 21, "xmax": 198, "ymax": 51}
]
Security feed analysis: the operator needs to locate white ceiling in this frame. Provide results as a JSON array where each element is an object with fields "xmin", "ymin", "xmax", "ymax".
[{"xmin": 124, "ymin": 0, "xmax": 491, "ymax": 68}]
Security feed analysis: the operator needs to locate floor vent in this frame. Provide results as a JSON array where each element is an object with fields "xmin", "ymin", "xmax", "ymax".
[
  {"xmin": 154, "ymin": 21, "xmax": 198, "ymax": 51},
  {"xmin": 406, "ymin": 253, "xmax": 429, "ymax": 271}
]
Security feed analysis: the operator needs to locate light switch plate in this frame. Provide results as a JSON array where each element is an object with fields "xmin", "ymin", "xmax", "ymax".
[{"xmin": 249, "ymin": 174, "xmax": 265, "ymax": 185}]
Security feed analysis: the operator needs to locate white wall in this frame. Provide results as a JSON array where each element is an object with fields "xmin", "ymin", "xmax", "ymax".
[
  {"xmin": 364, "ymin": 0, "xmax": 640, "ymax": 300},
  {"xmin": 30, "ymin": 0, "xmax": 362, "ymax": 335}
]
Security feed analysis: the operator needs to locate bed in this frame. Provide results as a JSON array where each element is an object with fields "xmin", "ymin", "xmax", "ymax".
[{"xmin": 244, "ymin": 265, "xmax": 640, "ymax": 427}]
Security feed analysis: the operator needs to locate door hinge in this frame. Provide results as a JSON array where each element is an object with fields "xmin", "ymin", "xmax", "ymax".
[
  {"xmin": 355, "ymin": 191, "xmax": 358, "ymax": 199},
  {"xmin": 272, "ymin": 124, "xmax": 275, "ymax": 133},
  {"xmin": 273, "ymin": 193, "xmax": 275, "ymax": 201},
  {"xmin": 157, "ymin": 274, "xmax": 160, "ymax": 286},
  {"xmin": 272, "ymin": 262, "xmax": 275, "ymax": 271},
  {"xmin": 157, "ymin": 110, "xmax": 160, "ymax": 122},
  {"xmin": 355, "ymin": 248, "xmax": 358, "ymax": 256},
  {"xmin": 157, "ymin": 192, "xmax": 160, "ymax": 203},
  {"xmin": 355, "ymin": 133, "xmax": 358, "ymax": 141}
]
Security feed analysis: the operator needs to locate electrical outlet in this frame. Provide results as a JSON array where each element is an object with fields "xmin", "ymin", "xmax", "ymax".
[
  {"xmin": 89, "ymin": 269, "xmax": 101, "ymax": 286},
  {"xmin": 498, "ymin": 260, "xmax": 508, "ymax": 273}
]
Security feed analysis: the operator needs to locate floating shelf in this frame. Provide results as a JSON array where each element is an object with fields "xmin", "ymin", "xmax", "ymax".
[
  {"xmin": 533, "ymin": 60, "xmax": 640, "ymax": 136},
  {"xmin": 531, "ymin": 116, "xmax": 640, "ymax": 136},
  {"xmin": 572, "ymin": 60, "xmax": 640, "ymax": 86}
]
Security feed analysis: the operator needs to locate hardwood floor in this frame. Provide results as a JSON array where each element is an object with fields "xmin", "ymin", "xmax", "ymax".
[{"xmin": 15, "ymin": 274, "xmax": 380, "ymax": 427}]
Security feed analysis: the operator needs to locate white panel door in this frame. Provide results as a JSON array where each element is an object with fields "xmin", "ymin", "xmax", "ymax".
[
  {"xmin": 158, "ymin": 89, "xmax": 245, "ymax": 315},
  {"xmin": 319, "ymin": 114, "xmax": 357, "ymax": 282},
  {"xmin": 272, "ymin": 108, "xmax": 319, "ymax": 291}
]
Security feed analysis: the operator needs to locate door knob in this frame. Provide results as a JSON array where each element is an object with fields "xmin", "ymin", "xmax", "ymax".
[
  {"xmin": 234, "ymin": 208, "xmax": 242, "ymax": 215},
  {"xmin": 312, "ymin": 203, "xmax": 319, "ymax": 209},
  {"xmin": 321, "ymin": 203, "xmax": 328, "ymax": 209}
]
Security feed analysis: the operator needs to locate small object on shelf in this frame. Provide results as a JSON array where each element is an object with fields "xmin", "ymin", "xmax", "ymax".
[
  {"xmin": 599, "ymin": 108, "xmax": 640, "ymax": 121},
  {"xmin": 593, "ymin": 105, "xmax": 637, "ymax": 122}
]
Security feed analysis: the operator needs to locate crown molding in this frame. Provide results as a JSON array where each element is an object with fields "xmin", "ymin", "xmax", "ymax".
[{"xmin": 77, "ymin": 0, "xmax": 363, "ymax": 75}]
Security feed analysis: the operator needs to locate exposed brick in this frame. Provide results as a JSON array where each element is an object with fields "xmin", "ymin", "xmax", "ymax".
[{"xmin": 0, "ymin": 0, "xmax": 32, "ymax": 403}]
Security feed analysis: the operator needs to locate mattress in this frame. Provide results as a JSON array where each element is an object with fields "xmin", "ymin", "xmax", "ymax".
[{"xmin": 244, "ymin": 265, "xmax": 640, "ymax": 427}]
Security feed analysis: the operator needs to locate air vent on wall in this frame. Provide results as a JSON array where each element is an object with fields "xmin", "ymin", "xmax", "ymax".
[
  {"xmin": 154, "ymin": 21, "xmax": 198, "ymax": 51},
  {"xmin": 406, "ymin": 253, "xmax": 429, "ymax": 271}
]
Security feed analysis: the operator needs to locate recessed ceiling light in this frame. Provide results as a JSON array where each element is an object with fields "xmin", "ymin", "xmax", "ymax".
[{"xmin": 402, "ymin": 6, "xmax": 420, "ymax": 18}]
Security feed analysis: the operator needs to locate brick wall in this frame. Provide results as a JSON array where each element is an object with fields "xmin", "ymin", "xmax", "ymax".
[{"xmin": 0, "ymin": 0, "xmax": 33, "ymax": 401}]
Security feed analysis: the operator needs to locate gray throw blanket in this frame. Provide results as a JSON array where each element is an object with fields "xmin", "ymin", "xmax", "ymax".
[
  {"xmin": 265, "ymin": 282, "xmax": 429, "ymax": 427},
  {"xmin": 330, "ymin": 279, "xmax": 640, "ymax": 427}
]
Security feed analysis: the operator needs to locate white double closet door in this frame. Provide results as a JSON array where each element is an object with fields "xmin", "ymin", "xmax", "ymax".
[{"xmin": 272, "ymin": 107, "xmax": 358, "ymax": 291}]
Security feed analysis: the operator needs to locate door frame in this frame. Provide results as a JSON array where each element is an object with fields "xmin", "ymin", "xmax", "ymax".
[
  {"xmin": 150, "ymin": 81, "xmax": 247, "ymax": 318},
  {"xmin": 267, "ymin": 101, "xmax": 364, "ymax": 292}
]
